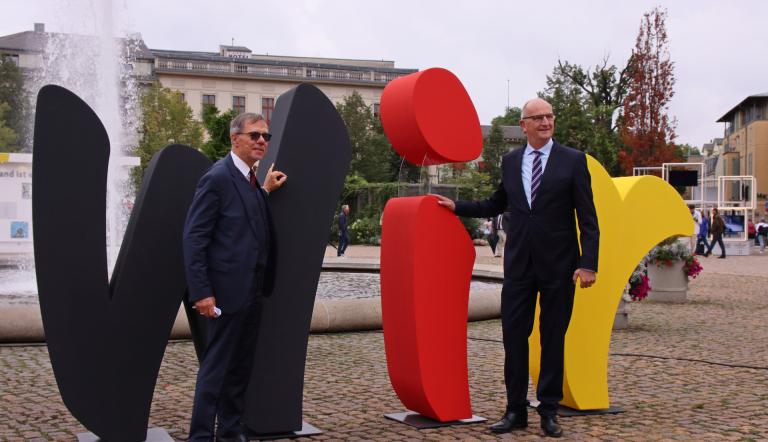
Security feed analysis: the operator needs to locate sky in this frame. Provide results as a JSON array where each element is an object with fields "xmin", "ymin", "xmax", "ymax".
[{"xmin": 2, "ymin": 0, "xmax": 766, "ymax": 148}]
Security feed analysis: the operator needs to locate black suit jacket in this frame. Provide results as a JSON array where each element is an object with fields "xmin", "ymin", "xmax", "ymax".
[
  {"xmin": 183, "ymin": 154, "xmax": 275, "ymax": 312},
  {"xmin": 455, "ymin": 141, "xmax": 599, "ymax": 281}
]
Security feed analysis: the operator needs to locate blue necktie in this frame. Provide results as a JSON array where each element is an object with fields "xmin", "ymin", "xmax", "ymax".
[{"xmin": 530, "ymin": 150, "xmax": 542, "ymax": 205}]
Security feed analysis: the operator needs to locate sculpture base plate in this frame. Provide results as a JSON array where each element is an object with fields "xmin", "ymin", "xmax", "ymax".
[
  {"xmin": 529, "ymin": 400, "xmax": 625, "ymax": 416},
  {"xmin": 384, "ymin": 411, "xmax": 486, "ymax": 429},
  {"xmin": 246, "ymin": 421, "xmax": 323, "ymax": 440},
  {"xmin": 77, "ymin": 427, "xmax": 173, "ymax": 442}
]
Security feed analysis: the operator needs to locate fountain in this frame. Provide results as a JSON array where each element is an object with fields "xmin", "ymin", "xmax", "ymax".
[{"xmin": 0, "ymin": 0, "xmax": 141, "ymax": 305}]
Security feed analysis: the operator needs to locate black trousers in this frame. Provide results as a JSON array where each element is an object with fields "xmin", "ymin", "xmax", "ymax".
[
  {"xmin": 188, "ymin": 278, "xmax": 265, "ymax": 441},
  {"xmin": 501, "ymin": 260, "xmax": 575, "ymax": 417},
  {"xmin": 338, "ymin": 230, "xmax": 349, "ymax": 256}
]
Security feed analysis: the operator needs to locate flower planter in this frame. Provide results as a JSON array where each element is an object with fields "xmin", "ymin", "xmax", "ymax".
[
  {"xmin": 613, "ymin": 298, "xmax": 629, "ymax": 329},
  {"xmin": 646, "ymin": 260, "xmax": 688, "ymax": 303}
]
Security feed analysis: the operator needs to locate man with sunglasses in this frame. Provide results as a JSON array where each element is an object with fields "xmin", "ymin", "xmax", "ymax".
[
  {"xmin": 434, "ymin": 98, "xmax": 599, "ymax": 438},
  {"xmin": 184, "ymin": 112, "xmax": 287, "ymax": 441}
]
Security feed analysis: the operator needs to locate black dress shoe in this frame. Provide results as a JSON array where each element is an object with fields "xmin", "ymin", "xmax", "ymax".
[
  {"xmin": 489, "ymin": 410, "xmax": 528, "ymax": 433},
  {"xmin": 718, "ymin": 255, "xmax": 726, "ymax": 259},
  {"xmin": 541, "ymin": 415, "xmax": 563, "ymax": 438},
  {"xmin": 215, "ymin": 434, "xmax": 248, "ymax": 442}
]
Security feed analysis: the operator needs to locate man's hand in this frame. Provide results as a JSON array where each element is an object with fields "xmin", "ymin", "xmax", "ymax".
[
  {"xmin": 263, "ymin": 164, "xmax": 287, "ymax": 193},
  {"xmin": 430, "ymin": 194, "xmax": 455, "ymax": 212},
  {"xmin": 194, "ymin": 296, "xmax": 217, "ymax": 318},
  {"xmin": 572, "ymin": 269, "xmax": 596, "ymax": 289}
]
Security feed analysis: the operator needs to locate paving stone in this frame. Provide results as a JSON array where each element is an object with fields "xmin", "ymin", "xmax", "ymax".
[{"xmin": 0, "ymin": 246, "xmax": 766, "ymax": 440}]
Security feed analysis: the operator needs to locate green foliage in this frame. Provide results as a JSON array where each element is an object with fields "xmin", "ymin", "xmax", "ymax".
[
  {"xmin": 443, "ymin": 165, "xmax": 495, "ymax": 238},
  {"xmin": 674, "ymin": 143, "xmax": 700, "ymax": 158},
  {"xmin": 538, "ymin": 59, "xmax": 630, "ymax": 176},
  {"xmin": 336, "ymin": 91, "xmax": 395, "ymax": 182},
  {"xmin": 0, "ymin": 102, "xmax": 18, "ymax": 151},
  {"xmin": 349, "ymin": 217, "xmax": 380, "ymax": 244},
  {"xmin": 491, "ymin": 106, "xmax": 522, "ymax": 126},
  {"xmin": 201, "ymin": 104, "xmax": 238, "ymax": 162},
  {"xmin": 134, "ymin": 81, "xmax": 203, "ymax": 188},
  {"xmin": 482, "ymin": 121, "xmax": 506, "ymax": 185},
  {"xmin": 0, "ymin": 58, "xmax": 26, "ymax": 151}
]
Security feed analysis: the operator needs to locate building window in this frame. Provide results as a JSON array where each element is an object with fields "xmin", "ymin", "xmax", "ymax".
[
  {"xmin": 373, "ymin": 103, "xmax": 380, "ymax": 119},
  {"xmin": 748, "ymin": 153, "xmax": 753, "ymax": 175},
  {"xmin": 235, "ymin": 64, "xmax": 248, "ymax": 74},
  {"xmin": 178, "ymin": 92, "xmax": 186, "ymax": 102},
  {"xmin": 202, "ymin": 94, "xmax": 216, "ymax": 107},
  {"xmin": 262, "ymin": 97, "xmax": 275, "ymax": 124},
  {"xmin": 233, "ymin": 96, "xmax": 246, "ymax": 114}
]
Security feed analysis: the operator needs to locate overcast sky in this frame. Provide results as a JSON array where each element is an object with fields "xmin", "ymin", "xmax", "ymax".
[{"xmin": 2, "ymin": 0, "xmax": 766, "ymax": 148}]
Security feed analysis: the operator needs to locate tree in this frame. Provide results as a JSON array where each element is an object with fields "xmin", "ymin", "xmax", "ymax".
[
  {"xmin": 201, "ymin": 104, "xmax": 238, "ymax": 162},
  {"xmin": 0, "ymin": 102, "xmax": 18, "ymax": 151},
  {"xmin": 336, "ymin": 91, "xmax": 394, "ymax": 182},
  {"xmin": 491, "ymin": 106, "xmax": 522, "ymax": 126},
  {"xmin": 0, "ymin": 58, "xmax": 26, "ymax": 151},
  {"xmin": 481, "ymin": 121, "xmax": 506, "ymax": 185},
  {"xmin": 538, "ymin": 58, "xmax": 631, "ymax": 176},
  {"xmin": 618, "ymin": 7, "xmax": 681, "ymax": 175},
  {"xmin": 134, "ymin": 82, "xmax": 203, "ymax": 187},
  {"xmin": 674, "ymin": 143, "xmax": 700, "ymax": 158}
]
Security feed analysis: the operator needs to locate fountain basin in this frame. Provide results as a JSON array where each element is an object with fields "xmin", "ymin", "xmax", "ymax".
[{"xmin": 0, "ymin": 262, "xmax": 504, "ymax": 343}]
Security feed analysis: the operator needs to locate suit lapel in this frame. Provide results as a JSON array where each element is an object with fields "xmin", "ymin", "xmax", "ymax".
[
  {"xmin": 225, "ymin": 155, "xmax": 262, "ymax": 240},
  {"xmin": 537, "ymin": 141, "xmax": 562, "ymax": 199},
  {"xmin": 509, "ymin": 148, "xmax": 528, "ymax": 211}
]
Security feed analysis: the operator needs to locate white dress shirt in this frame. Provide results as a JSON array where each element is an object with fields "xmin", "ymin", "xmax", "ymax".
[{"xmin": 230, "ymin": 152, "xmax": 268, "ymax": 194}]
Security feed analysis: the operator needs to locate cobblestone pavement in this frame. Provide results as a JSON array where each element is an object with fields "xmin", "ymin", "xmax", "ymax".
[{"xmin": 1, "ymin": 247, "xmax": 766, "ymax": 440}]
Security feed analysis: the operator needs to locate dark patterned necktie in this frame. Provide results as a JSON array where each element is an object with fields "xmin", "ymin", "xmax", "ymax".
[
  {"xmin": 248, "ymin": 169, "xmax": 257, "ymax": 188},
  {"xmin": 530, "ymin": 150, "xmax": 542, "ymax": 204}
]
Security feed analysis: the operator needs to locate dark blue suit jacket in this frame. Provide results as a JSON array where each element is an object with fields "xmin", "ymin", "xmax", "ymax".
[
  {"xmin": 183, "ymin": 154, "xmax": 274, "ymax": 312},
  {"xmin": 455, "ymin": 141, "xmax": 599, "ymax": 281}
]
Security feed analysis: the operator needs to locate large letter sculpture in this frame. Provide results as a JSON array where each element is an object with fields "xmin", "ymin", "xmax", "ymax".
[
  {"xmin": 240, "ymin": 83, "xmax": 352, "ymax": 434},
  {"xmin": 379, "ymin": 68, "xmax": 483, "ymax": 422},
  {"xmin": 33, "ymin": 85, "xmax": 211, "ymax": 440},
  {"xmin": 528, "ymin": 158, "xmax": 693, "ymax": 410}
]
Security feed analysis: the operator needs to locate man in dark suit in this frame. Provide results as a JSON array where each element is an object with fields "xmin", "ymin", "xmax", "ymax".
[
  {"xmin": 184, "ymin": 112, "xmax": 287, "ymax": 441},
  {"xmin": 434, "ymin": 98, "xmax": 599, "ymax": 438}
]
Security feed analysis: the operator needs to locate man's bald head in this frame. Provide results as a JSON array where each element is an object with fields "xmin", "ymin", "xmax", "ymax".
[{"xmin": 521, "ymin": 98, "xmax": 553, "ymax": 118}]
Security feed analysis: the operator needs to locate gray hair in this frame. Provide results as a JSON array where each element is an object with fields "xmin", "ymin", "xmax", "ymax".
[{"xmin": 230, "ymin": 112, "xmax": 265, "ymax": 135}]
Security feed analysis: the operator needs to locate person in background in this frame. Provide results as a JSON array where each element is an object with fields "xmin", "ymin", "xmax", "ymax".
[
  {"xmin": 755, "ymin": 218, "xmax": 768, "ymax": 254},
  {"xmin": 704, "ymin": 208, "xmax": 726, "ymax": 259},
  {"xmin": 338, "ymin": 205, "xmax": 350, "ymax": 257},
  {"xmin": 695, "ymin": 210, "xmax": 710, "ymax": 255},
  {"xmin": 494, "ymin": 213, "xmax": 506, "ymax": 258}
]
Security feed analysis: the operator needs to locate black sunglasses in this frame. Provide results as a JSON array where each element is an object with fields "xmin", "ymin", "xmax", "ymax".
[{"xmin": 240, "ymin": 131, "xmax": 272, "ymax": 142}]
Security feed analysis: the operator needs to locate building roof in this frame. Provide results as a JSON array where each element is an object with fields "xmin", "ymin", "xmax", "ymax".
[
  {"xmin": 151, "ymin": 48, "xmax": 415, "ymax": 74},
  {"xmin": 0, "ymin": 31, "xmax": 44, "ymax": 52},
  {"xmin": 0, "ymin": 29, "xmax": 153, "ymax": 60},
  {"xmin": 717, "ymin": 92, "xmax": 768, "ymax": 122},
  {"xmin": 219, "ymin": 45, "xmax": 252, "ymax": 52},
  {"xmin": 480, "ymin": 125, "xmax": 525, "ymax": 141}
]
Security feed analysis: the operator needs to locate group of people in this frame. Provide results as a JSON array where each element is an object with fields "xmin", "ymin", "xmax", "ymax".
[
  {"xmin": 183, "ymin": 97, "xmax": 598, "ymax": 439},
  {"xmin": 692, "ymin": 206, "xmax": 768, "ymax": 258},
  {"xmin": 691, "ymin": 206, "xmax": 727, "ymax": 258},
  {"xmin": 483, "ymin": 214, "xmax": 506, "ymax": 257}
]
